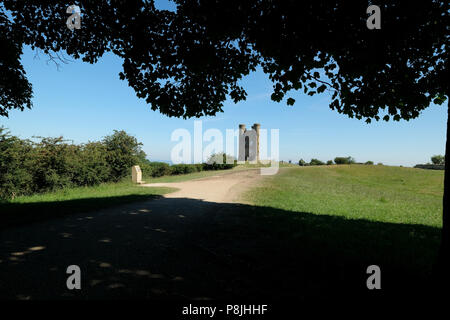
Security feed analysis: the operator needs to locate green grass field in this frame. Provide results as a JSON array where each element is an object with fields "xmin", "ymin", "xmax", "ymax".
[
  {"xmin": 233, "ymin": 164, "xmax": 444, "ymax": 288},
  {"xmin": 244, "ymin": 164, "xmax": 444, "ymax": 227},
  {"xmin": 0, "ymin": 181, "xmax": 175, "ymax": 229}
]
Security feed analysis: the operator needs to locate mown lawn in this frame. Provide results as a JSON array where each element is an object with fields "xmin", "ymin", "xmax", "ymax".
[
  {"xmin": 0, "ymin": 181, "xmax": 175, "ymax": 229},
  {"xmin": 243, "ymin": 164, "xmax": 444, "ymax": 227}
]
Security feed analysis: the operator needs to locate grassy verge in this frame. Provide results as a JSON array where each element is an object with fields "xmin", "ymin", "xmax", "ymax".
[{"xmin": 0, "ymin": 181, "xmax": 176, "ymax": 229}]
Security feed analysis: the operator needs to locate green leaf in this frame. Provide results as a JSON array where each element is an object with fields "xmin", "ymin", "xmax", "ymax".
[{"xmin": 433, "ymin": 95, "xmax": 447, "ymax": 105}]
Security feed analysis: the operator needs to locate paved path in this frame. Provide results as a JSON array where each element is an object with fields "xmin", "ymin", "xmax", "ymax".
[{"xmin": 0, "ymin": 169, "xmax": 262, "ymax": 299}]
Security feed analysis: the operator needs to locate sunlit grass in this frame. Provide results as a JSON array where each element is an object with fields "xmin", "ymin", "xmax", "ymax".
[{"xmin": 243, "ymin": 165, "xmax": 444, "ymax": 227}]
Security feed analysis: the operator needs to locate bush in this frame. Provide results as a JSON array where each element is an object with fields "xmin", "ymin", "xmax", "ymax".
[
  {"xmin": 170, "ymin": 164, "xmax": 199, "ymax": 175},
  {"xmin": 326, "ymin": 160, "xmax": 334, "ymax": 165},
  {"xmin": 144, "ymin": 160, "xmax": 230, "ymax": 178},
  {"xmin": 334, "ymin": 156, "xmax": 356, "ymax": 165},
  {"xmin": 139, "ymin": 162, "xmax": 153, "ymax": 178},
  {"xmin": 27, "ymin": 137, "xmax": 82, "ymax": 192},
  {"xmin": 170, "ymin": 164, "xmax": 186, "ymax": 175},
  {"xmin": 365, "ymin": 161, "xmax": 374, "ymax": 165},
  {"xmin": 309, "ymin": 158, "xmax": 325, "ymax": 166},
  {"xmin": 185, "ymin": 165, "xmax": 198, "ymax": 174},
  {"xmin": 202, "ymin": 163, "xmax": 234, "ymax": 171},
  {"xmin": 0, "ymin": 127, "xmax": 238, "ymax": 200},
  {"xmin": 148, "ymin": 162, "xmax": 172, "ymax": 177},
  {"xmin": 0, "ymin": 128, "xmax": 148, "ymax": 200},
  {"xmin": 0, "ymin": 128, "xmax": 34, "ymax": 199},
  {"xmin": 73, "ymin": 142, "xmax": 111, "ymax": 186}
]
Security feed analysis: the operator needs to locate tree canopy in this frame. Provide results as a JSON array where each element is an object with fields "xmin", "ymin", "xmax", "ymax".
[
  {"xmin": 0, "ymin": 0, "xmax": 449, "ymax": 284},
  {"xmin": 0, "ymin": 0, "xmax": 448, "ymax": 119}
]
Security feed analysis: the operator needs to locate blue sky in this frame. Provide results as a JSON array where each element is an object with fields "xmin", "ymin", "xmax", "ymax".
[{"xmin": 0, "ymin": 1, "xmax": 447, "ymax": 166}]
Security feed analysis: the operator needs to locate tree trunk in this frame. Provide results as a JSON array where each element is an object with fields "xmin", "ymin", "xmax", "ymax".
[{"xmin": 435, "ymin": 99, "xmax": 450, "ymax": 287}]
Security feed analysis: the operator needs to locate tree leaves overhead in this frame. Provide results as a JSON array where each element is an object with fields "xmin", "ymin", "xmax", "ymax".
[
  {"xmin": 0, "ymin": 0, "xmax": 448, "ymax": 120},
  {"xmin": 0, "ymin": 11, "xmax": 32, "ymax": 117}
]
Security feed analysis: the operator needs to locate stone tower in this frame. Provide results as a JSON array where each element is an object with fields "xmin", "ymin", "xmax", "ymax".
[{"xmin": 238, "ymin": 123, "xmax": 260, "ymax": 162}]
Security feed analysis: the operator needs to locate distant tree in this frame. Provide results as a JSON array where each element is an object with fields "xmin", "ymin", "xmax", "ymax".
[
  {"xmin": 206, "ymin": 152, "xmax": 235, "ymax": 165},
  {"xmin": 310, "ymin": 158, "xmax": 325, "ymax": 166},
  {"xmin": 365, "ymin": 161, "xmax": 374, "ymax": 165},
  {"xmin": 377, "ymin": 163, "xmax": 384, "ymax": 166},
  {"xmin": 334, "ymin": 156, "xmax": 355, "ymax": 165},
  {"xmin": 298, "ymin": 159, "xmax": 306, "ymax": 166},
  {"xmin": 431, "ymin": 155, "xmax": 445, "ymax": 165},
  {"xmin": 326, "ymin": 160, "xmax": 333, "ymax": 165}
]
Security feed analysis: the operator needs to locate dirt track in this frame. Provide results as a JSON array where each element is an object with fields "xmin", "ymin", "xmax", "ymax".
[{"xmin": 141, "ymin": 169, "xmax": 262, "ymax": 203}]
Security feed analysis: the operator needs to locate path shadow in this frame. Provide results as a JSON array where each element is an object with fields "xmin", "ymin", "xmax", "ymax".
[
  {"xmin": 0, "ymin": 196, "xmax": 441, "ymax": 304},
  {"xmin": 0, "ymin": 194, "xmax": 164, "ymax": 230}
]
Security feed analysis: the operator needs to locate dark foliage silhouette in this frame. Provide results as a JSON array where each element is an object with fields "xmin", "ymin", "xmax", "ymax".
[{"xmin": 0, "ymin": 0, "xmax": 448, "ymax": 281}]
